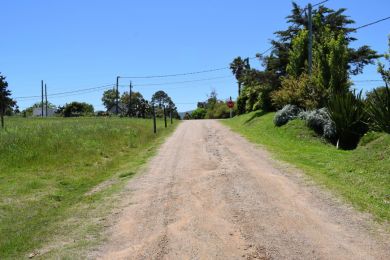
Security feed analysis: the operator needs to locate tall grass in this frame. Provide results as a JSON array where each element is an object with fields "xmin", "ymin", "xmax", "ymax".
[{"xmin": 0, "ymin": 117, "xmax": 176, "ymax": 258}]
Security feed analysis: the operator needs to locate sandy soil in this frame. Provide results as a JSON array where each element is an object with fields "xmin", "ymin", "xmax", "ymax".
[{"xmin": 94, "ymin": 120, "xmax": 389, "ymax": 259}]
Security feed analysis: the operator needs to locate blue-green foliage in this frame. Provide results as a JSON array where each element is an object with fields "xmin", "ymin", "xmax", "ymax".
[
  {"xmin": 273, "ymin": 105, "xmax": 302, "ymax": 127},
  {"xmin": 299, "ymin": 108, "xmax": 336, "ymax": 141}
]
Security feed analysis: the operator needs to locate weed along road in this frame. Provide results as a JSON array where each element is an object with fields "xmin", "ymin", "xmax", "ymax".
[{"xmin": 95, "ymin": 120, "xmax": 390, "ymax": 259}]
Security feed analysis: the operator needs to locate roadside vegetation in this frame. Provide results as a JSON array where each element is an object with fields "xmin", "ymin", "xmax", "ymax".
[
  {"xmin": 0, "ymin": 117, "xmax": 177, "ymax": 259},
  {"xmin": 223, "ymin": 112, "xmax": 390, "ymax": 222},
  {"xmin": 223, "ymin": 2, "xmax": 389, "ymax": 222},
  {"xmin": 190, "ymin": 90, "xmax": 233, "ymax": 119}
]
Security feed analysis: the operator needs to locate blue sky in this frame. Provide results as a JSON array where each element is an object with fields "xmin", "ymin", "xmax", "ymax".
[{"xmin": 1, "ymin": 0, "xmax": 389, "ymax": 112}]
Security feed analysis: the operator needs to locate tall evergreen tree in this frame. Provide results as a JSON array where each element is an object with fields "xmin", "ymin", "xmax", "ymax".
[
  {"xmin": 0, "ymin": 73, "xmax": 16, "ymax": 128},
  {"xmin": 266, "ymin": 2, "xmax": 379, "ymax": 81}
]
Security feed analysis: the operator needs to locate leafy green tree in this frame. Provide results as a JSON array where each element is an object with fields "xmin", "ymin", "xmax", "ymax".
[
  {"xmin": 191, "ymin": 108, "xmax": 207, "ymax": 119},
  {"xmin": 312, "ymin": 28, "xmax": 349, "ymax": 96},
  {"xmin": 102, "ymin": 89, "xmax": 117, "ymax": 110},
  {"xmin": 230, "ymin": 57, "xmax": 250, "ymax": 95},
  {"xmin": 286, "ymin": 29, "xmax": 308, "ymax": 77},
  {"xmin": 151, "ymin": 90, "xmax": 170, "ymax": 107},
  {"xmin": 266, "ymin": 2, "xmax": 379, "ymax": 84},
  {"xmin": 239, "ymin": 69, "xmax": 276, "ymax": 112},
  {"xmin": 151, "ymin": 90, "xmax": 178, "ymax": 118},
  {"xmin": 63, "ymin": 102, "xmax": 94, "ymax": 117},
  {"xmin": 0, "ymin": 73, "xmax": 16, "ymax": 128},
  {"xmin": 121, "ymin": 91, "xmax": 144, "ymax": 116},
  {"xmin": 271, "ymin": 73, "xmax": 326, "ymax": 110}
]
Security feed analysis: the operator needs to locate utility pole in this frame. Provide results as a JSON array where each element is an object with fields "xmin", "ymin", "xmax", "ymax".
[
  {"xmin": 128, "ymin": 81, "xmax": 132, "ymax": 117},
  {"xmin": 308, "ymin": 3, "xmax": 313, "ymax": 76},
  {"xmin": 115, "ymin": 76, "xmax": 120, "ymax": 115},
  {"xmin": 41, "ymin": 80, "xmax": 44, "ymax": 117},
  {"xmin": 45, "ymin": 84, "xmax": 48, "ymax": 117},
  {"xmin": 152, "ymin": 104, "xmax": 157, "ymax": 134},
  {"xmin": 164, "ymin": 105, "xmax": 167, "ymax": 128}
]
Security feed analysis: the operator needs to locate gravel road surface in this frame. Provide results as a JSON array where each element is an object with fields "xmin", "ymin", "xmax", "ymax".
[{"xmin": 96, "ymin": 120, "xmax": 389, "ymax": 259}]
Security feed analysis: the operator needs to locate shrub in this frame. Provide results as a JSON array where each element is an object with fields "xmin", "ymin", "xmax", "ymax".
[
  {"xmin": 236, "ymin": 95, "xmax": 247, "ymax": 115},
  {"xmin": 191, "ymin": 108, "xmax": 207, "ymax": 119},
  {"xmin": 205, "ymin": 102, "xmax": 231, "ymax": 119},
  {"xmin": 365, "ymin": 85, "xmax": 390, "ymax": 133},
  {"xmin": 271, "ymin": 73, "xmax": 326, "ymax": 110},
  {"xmin": 63, "ymin": 102, "xmax": 94, "ymax": 117},
  {"xmin": 274, "ymin": 105, "xmax": 302, "ymax": 127},
  {"xmin": 327, "ymin": 91, "xmax": 368, "ymax": 149},
  {"xmin": 299, "ymin": 108, "xmax": 337, "ymax": 141}
]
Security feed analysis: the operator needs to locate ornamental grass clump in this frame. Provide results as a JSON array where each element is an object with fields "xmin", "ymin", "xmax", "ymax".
[{"xmin": 327, "ymin": 91, "xmax": 368, "ymax": 149}]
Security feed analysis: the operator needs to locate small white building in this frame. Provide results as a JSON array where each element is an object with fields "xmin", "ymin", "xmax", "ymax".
[{"xmin": 32, "ymin": 107, "xmax": 56, "ymax": 117}]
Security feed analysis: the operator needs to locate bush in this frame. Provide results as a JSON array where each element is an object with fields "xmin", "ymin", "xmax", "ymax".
[
  {"xmin": 299, "ymin": 108, "xmax": 337, "ymax": 141},
  {"xmin": 191, "ymin": 108, "xmax": 207, "ymax": 119},
  {"xmin": 327, "ymin": 91, "xmax": 368, "ymax": 149},
  {"xmin": 63, "ymin": 102, "xmax": 94, "ymax": 117},
  {"xmin": 365, "ymin": 85, "xmax": 390, "ymax": 133},
  {"xmin": 271, "ymin": 73, "xmax": 326, "ymax": 110},
  {"xmin": 236, "ymin": 95, "xmax": 247, "ymax": 115},
  {"xmin": 205, "ymin": 102, "xmax": 231, "ymax": 119},
  {"xmin": 274, "ymin": 105, "xmax": 302, "ymax": 127}
]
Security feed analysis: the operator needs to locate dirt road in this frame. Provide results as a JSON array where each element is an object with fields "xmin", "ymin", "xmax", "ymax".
[{"xmin": 95, "ymin": 120, "xmax": 389, "ymax": 259}]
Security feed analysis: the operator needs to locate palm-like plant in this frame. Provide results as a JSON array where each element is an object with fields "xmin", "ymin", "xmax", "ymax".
[
  {"xmin": 230, "ymin": 57, "xmax": 250, "ymax": 96},
  {"xmin": 327, "ymin": 91, "xmax": 368, "ymax": 149},
  {"xmin": 366, "ymin": 83, "xmax": 390, "ymax": 133}
]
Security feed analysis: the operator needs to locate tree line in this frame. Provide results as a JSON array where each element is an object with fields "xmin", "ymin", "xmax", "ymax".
[{"xmin": 0, "ymin": 75, "xmax": 179, "ymax": 128}]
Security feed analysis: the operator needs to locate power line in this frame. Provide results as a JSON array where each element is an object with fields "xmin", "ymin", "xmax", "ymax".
[
  {"xmin": 354, "ymin": 16, "xmax": 390, "ymax": 31},
  {"xmin": 300, "ymin": 0, "xmax": 329, "ymax": 16},
  {"xmin": 14, "ymin": 83, "xmax": 115, "ymax": 100},
  {"xmin": 119, "ymin": 67, "xmax": 229, "ymax": 79},
  {"xmin": 119, "ymin": 75, "xmax": 233, "ymax": 88},
  {"xmin": 119, "ymin": 46, "xmax": 273, "ymax": 79},
  {"xmin": 353, "ymin": 79, "xmax": 383, "ymax": 82},
  {"xmin": 250, "ymin": 46, "xmax": 274, "ymax": 60},
  {"xmin": 312, "ymin": 0, "xmax": 329, "ymax": 8}
]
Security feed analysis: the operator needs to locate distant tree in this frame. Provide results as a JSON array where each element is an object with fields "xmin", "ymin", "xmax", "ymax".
[
  {"xmin": 0, "ymin": 73, "xmax": 16, "ymax": 128},
  {"xmin": 63, "ymin": 102, "xmax": 94, "ymax": 117},
  {"xmin": 14, "ymin": 105, "xmax": 20, "ymax": 114},
  {"xmin": 230, "ymin": 57, "xmax": 250, "ymax": 95},
  {"xmin": 151, "ymin": 90, "xmax": 170, "ymax": 107},
  {"xmin": 102, "ymin": 89, "xmax": 117, "ymax": 110},
  {"xmin": 151, "ymin": 90, "xmax": 179, "ymax": 118},
  {"xmin": 120, "ymin": 91, "xmax": 147, "ymax": 117},
  {"xmin": 191, "ymin": 108, "xmax": 207, "ymax": 119}
]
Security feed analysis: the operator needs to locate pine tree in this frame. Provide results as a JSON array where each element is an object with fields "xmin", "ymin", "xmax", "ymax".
[{"xmin": 0, "ymin": 73, "xmax": 16, "ymax": 128}]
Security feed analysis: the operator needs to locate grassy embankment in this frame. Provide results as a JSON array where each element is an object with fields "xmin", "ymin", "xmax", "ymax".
[
  {"xmin": 0, "ymin": 117, "xmax": 177, "ymax": 259},
  {"xmin": 223, "ymin": 111, "xmax": 390, "ymax": 222}
]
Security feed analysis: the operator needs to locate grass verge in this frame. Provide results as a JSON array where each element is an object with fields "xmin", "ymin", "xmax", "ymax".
[
  {"xmin": 222, "ymin": 111, "xmax": 390, "ymax": 222},
  {"xmin": 0, "ymin": 117, "xmax": 178, "ymax": 259}
]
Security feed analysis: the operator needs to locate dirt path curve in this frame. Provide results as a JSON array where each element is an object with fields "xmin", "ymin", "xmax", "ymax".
[{"xmin": 95, "ymin": 120, "xmax": 389, "ymax": 259}]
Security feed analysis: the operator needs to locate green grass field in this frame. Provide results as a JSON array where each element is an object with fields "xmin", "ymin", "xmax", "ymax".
[
  {"xmin": 223, "ymin": 111, "xmax": 390, "ymax": 223},
  {"xmin": 0, "ymin": 117, "xmax": 177, "ymax": 259}
]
